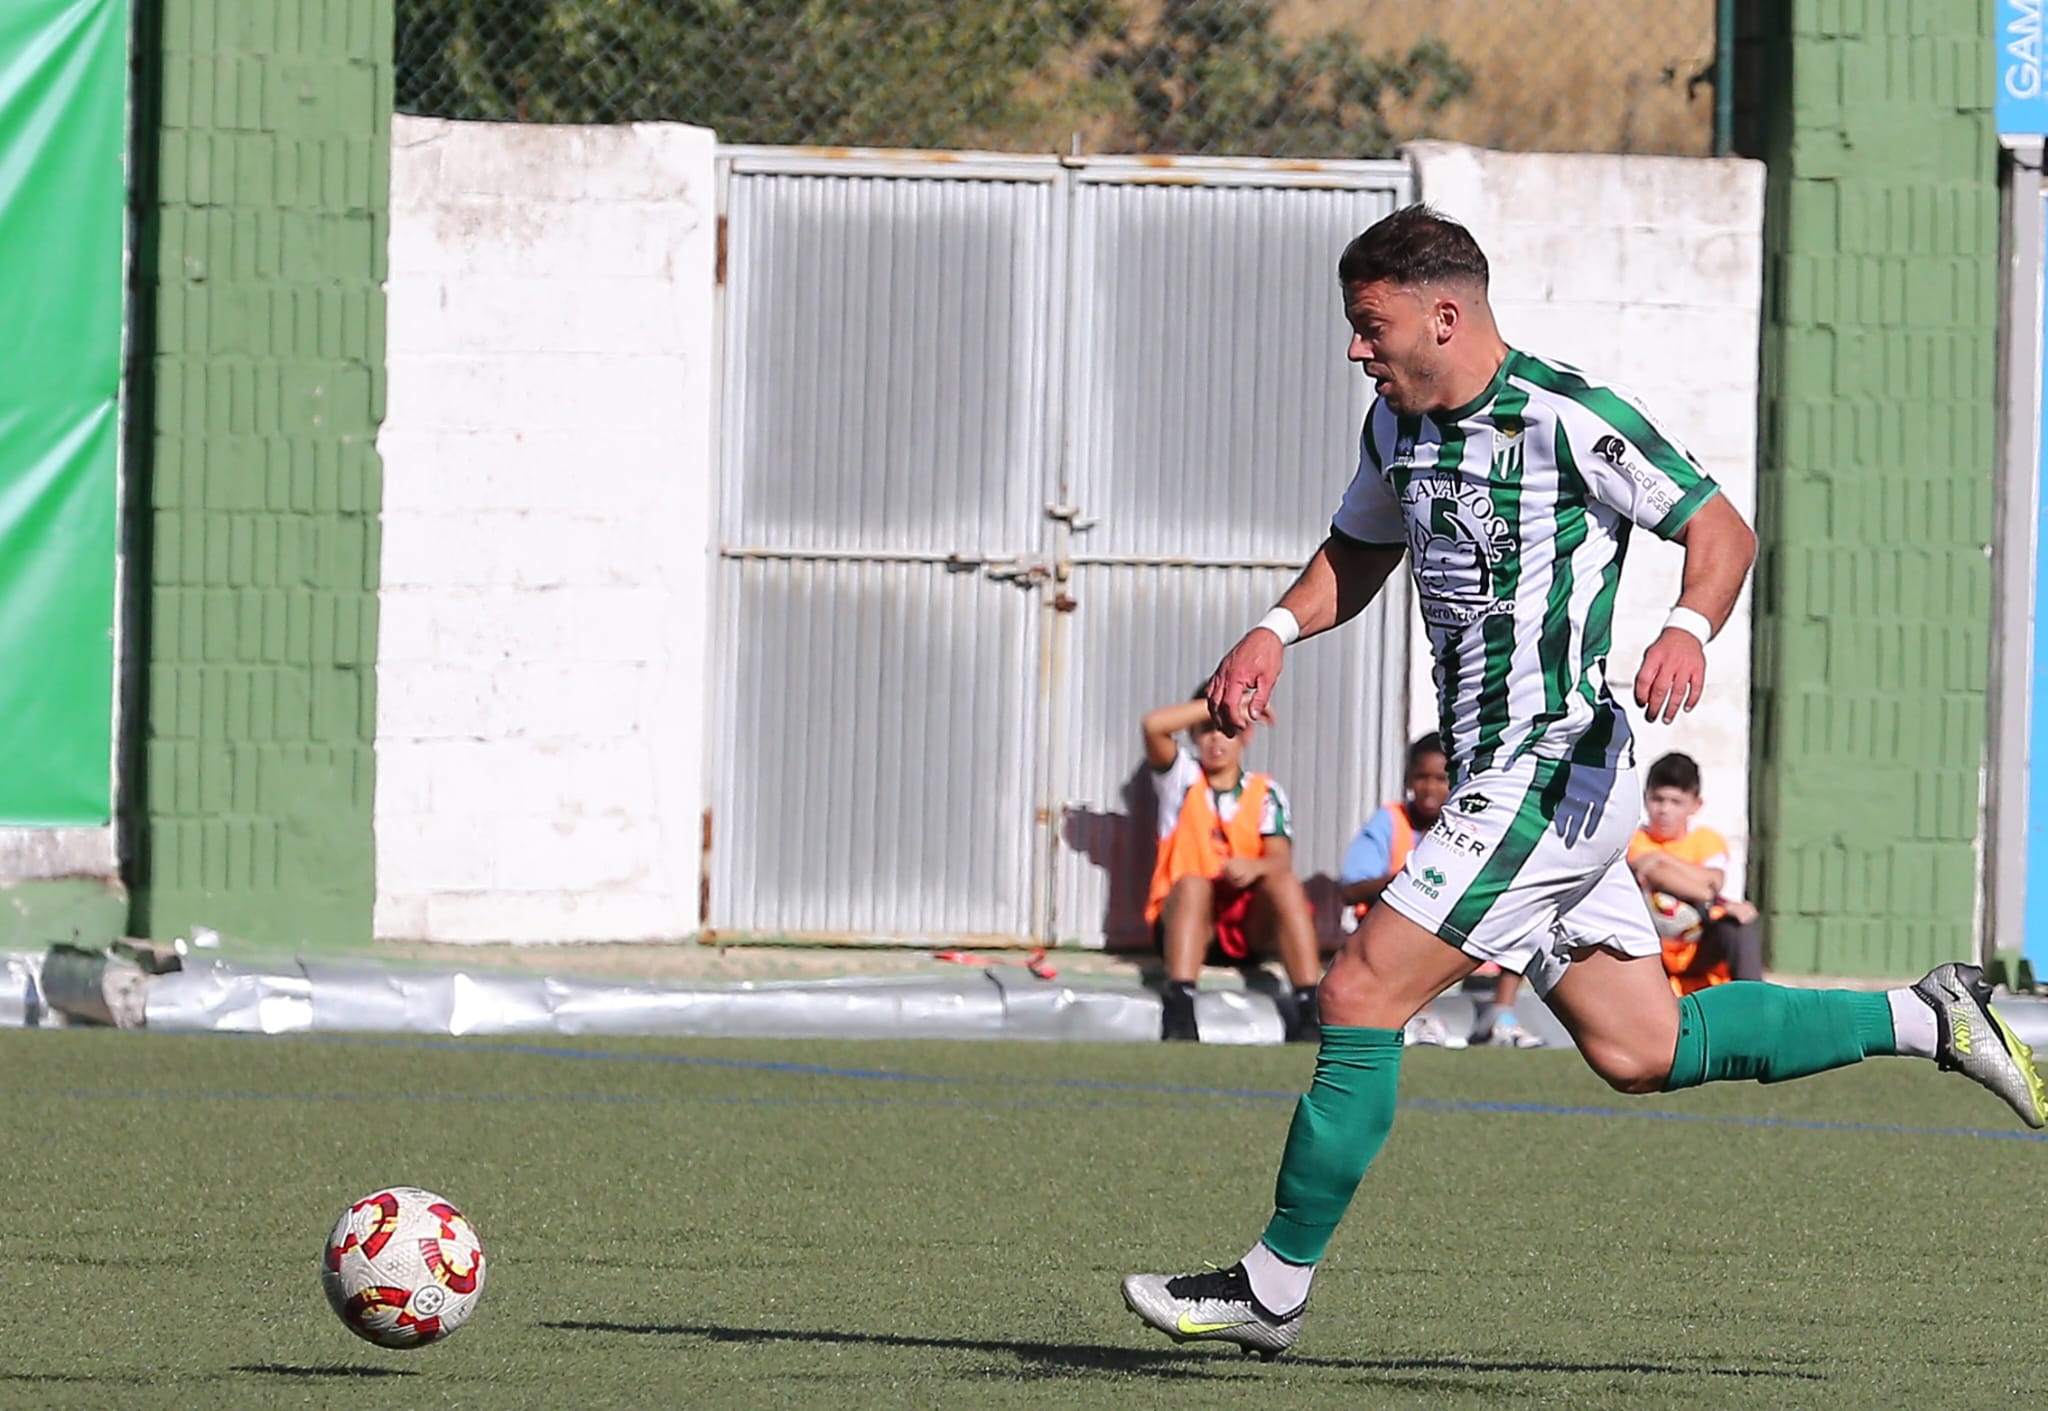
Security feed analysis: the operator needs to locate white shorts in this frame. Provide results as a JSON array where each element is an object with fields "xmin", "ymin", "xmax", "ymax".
[{"xmin": 1380, "ymin": 754, "xmax": 1660, "ymax": 996}]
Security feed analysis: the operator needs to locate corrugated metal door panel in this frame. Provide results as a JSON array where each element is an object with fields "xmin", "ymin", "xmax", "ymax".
[
  {"xmin": 711, "ymin": 164, "xmax": 1057, "ymax": 940},
  {"xmin": 710, "ymin": 557, "xmax": 1040, "ymax": 938},
  {"xmin": 1064, "ymin": 179, "xmax": 1405, "ymax": 563},
  {"xmin": 1051, "ymin": 563, "xmax": 1410, "ymax": 949},
  {"xmin": 722, "ymin": 171, "xmax": 1054, "ymax": 559}
]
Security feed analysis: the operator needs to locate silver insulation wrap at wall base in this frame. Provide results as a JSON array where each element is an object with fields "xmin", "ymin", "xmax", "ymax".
[
  {"xmin": 0, "ymin": 952, "xmax": 47, "ymax": 1028},
  {"xmin": 106, "ymin": 953, "xmax": 2048, "ymax": 1053},
  {"xmin": 141, "ymin": 958, "xmax": 1301, "ymax": 1044}
]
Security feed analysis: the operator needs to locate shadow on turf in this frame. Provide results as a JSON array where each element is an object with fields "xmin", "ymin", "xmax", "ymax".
[{"xmin": 541, "ymin": 1320, "xmax": 1823, "ymax": 1384}]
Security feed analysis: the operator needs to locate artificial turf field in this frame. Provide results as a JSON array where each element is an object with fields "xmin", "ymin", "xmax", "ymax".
[{"xmin": 0, "ymin": 1028, "xmax": 2042, "ymax": 1410}]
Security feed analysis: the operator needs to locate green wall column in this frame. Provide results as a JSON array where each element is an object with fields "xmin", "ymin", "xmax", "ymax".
[
  {"xmin": 132, "ymin": 0, "xmax": 393, "ymax": 948},
  {"xmin": 1750, "ymin": 0, "xmax": 1997, "ymax": 976}
]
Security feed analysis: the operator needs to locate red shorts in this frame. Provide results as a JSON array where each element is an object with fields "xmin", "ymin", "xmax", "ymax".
[
  {"xmin": 1209, "ymin": 884, "xmax": 1256, "ymax": 960},
  {"xmin": 1152, "ymin": 881, "xmax": 1258, "ymax": 963}
]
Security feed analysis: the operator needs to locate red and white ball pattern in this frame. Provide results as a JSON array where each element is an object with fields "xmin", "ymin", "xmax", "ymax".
[
  {"xmin": 1648, "ymin": 890, "xmax": 1704, "ymax": 944},
  {"xmin": 320, "ymin": 1187, "xmax": 487, "ymax": 1348}
]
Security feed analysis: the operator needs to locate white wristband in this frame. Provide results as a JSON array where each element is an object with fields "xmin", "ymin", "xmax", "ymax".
[
  {"xmin": 1256, "ymin": 607, "xmax": 1302, "ymax": 647},
  {"xmin": 1663, "ymin": 606, "xmax": 1714, "ymax": 646}
]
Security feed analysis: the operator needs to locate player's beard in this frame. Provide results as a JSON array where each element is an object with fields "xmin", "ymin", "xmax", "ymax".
[{"xmin": 1372, "ymin": 347, "xmax": 1442, "ymax": 416}]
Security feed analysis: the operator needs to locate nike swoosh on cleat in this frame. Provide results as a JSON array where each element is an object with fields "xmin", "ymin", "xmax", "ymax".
[{"xmin": 1176, "ymin": 1313, "xmax": 1252, "ymax": 1335}]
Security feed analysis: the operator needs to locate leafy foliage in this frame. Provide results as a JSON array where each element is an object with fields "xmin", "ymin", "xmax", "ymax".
[
  {"xmin": 1090, "ymin": 0, "xmax": 1472, "ymax": 156},
  {"xmin": 395, "ymin": 0, "xmax": 1472, "ymax": 158}
]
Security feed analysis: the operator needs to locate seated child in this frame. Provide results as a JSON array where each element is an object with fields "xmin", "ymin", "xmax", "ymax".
[{"xmin": 1627, "ymin": 752, "xmax": 1763, "ymax": 996}]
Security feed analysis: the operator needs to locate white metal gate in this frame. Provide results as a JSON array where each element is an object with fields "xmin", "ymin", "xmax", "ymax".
[{"xmin": 711, "ymin": 147, "xmax": 1412, "ymax": 946}]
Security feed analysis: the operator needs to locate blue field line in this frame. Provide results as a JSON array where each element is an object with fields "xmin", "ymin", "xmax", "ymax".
[
  {"xmin": 50, "ymin": 1029, "xmax": 2048, "ymax": 1143},
  {"xmin": 292, "ymin": 1034, "xmax": 2048, "ymax": 1138},
  {"xmin": 0, "ymin": 1086, "xmax": 1234, "ymax": 1115},
  {"xmin": 288, "ymin": 1032, "xmax": 1307, "ymax": 1102},
  {"xmin": 1399, "ymin": 1098, "xmax": 2048, "ymax": 1143},
  {"xmin": 6, "ymin": 1083, "xmax": 2047, "ymax": 1143},
  {"xmin": 298, "ymin": 1034, "xmax": 976, "ymax": 1087}
]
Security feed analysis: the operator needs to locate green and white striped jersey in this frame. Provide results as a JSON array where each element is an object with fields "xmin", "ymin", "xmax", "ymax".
[{"xmin": 1331, "ymin": 348, "xmax": 1720, "ymax": 780}]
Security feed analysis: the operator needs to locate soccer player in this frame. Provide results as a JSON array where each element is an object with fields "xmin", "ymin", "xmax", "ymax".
[{"xmin": 1120, "ymin": 205, "xmax": 2048, "ymax": 1360}]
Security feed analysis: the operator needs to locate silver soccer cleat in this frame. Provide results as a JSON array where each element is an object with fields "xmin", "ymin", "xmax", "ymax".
[
  {"xmin": 1912, "ymin": 962, "xmax": 2048, "ymax": 1129},
  {"xmin": 1120, "ymin": 1263, "xmax": 1304, "ymax": 1360}
]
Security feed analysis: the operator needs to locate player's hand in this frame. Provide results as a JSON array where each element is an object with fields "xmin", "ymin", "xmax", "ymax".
[
  {"xmin": 1206, "ymin": 629, "xmax": 1286, "ymax": 736},
  {"xmin": 1218, "ymin": 857, "xmax": 1265, "ymax": 890},
  {"xmin": 1724, "ymin": 898, "xmax": 1759, "ymax": 925},
  {"xmin": 1634, "ymin": 627, "xmax": 1706, "ymax": 724}
]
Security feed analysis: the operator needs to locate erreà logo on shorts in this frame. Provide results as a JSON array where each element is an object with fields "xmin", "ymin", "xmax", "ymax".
[{"xmin": 1413, "ymin": 866, "xmax": 1447, "ymax": 901}]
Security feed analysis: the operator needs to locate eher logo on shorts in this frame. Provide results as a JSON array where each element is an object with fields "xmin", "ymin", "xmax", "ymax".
[{"xmin": 1429, "ymin": 817, "xmax": 1488, "ymax": 857}]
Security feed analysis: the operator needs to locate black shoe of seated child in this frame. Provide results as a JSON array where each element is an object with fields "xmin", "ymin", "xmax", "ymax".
[
  {"xmin": 1284, "ymin": 985, "xmax": 1322, "ymax": 1044},
  {"xmin": 1160, "ymin": 981, "xmax": 1200, "ymax": 1041}
]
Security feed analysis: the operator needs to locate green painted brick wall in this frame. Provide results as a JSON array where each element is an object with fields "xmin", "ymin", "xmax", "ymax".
[
  {"xmin": 1750, "ymin": 0, "xmax": 1996, "ymax": 977},
  {"xmin": 131, "ymin": 0, "xmax": 392, "ymax": 949}
]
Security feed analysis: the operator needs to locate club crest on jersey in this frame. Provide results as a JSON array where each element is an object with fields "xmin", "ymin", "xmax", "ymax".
[
  {"xmin": 1404, "ymin": 482, "xmax": 1516, "ymax": 625},
  {"xmin": 1492, "ymin": 420, "xmax": 1525, "ymax": 484}
]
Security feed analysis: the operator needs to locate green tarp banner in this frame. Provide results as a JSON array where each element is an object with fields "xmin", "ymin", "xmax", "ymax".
[{"xmin": 0, "ymin": 0, "xmax": 124, "ymax": 824}]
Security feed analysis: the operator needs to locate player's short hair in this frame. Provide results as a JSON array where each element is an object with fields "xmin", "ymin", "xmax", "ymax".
[
  {"xmin": 1646, "ymin": 752, "xmax": 1702, "ymax": 796},
  {"xmin": 1338, "ymin": 204, "xmax": 1489, "ymax": 292},
  {"xmin": 1407, "ymin": 732, "xmax": 1446, "ymax": 770}
]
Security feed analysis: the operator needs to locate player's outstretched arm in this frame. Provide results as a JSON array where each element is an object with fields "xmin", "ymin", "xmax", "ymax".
[
  {"xmin": 1634, "ymin": 495, "xmax": 1757, "ymax": 724},
  {"xmin": 1207, "ymin": 536, "xmax": 1404, "ymax": 735}
]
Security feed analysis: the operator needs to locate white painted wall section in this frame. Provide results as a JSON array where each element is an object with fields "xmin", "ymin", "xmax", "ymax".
[
  {"xmin": 1407, "ymin": 142, "xmax": 1766, "ymax": 889},
  {"xmin": 376, "ymin": 117, "xmax": 718, "ymax": 942}
]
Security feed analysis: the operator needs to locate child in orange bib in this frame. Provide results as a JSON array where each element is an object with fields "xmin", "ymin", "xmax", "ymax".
[
  {"xmin": 1142, "ymin": 692, "xmax": 1321, "ymax": 1043},
  {"xmin": 1626, "ymin": 752, "xmax": 1763, "ymax": 996}
]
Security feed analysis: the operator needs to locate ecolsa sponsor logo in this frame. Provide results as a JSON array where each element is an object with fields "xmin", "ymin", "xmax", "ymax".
[{"xmin": 1592, "ymin": 434, "xmax": 1675, "ymax": 518}]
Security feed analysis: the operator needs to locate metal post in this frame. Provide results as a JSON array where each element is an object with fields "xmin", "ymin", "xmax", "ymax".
[
  {"xmin": 1985, "ymin": 136, "xmax": 2044, "ymax": 967},
  {"xmin": 1713, "ymin": 0, "xmax": 1735, "ymax": 157}
]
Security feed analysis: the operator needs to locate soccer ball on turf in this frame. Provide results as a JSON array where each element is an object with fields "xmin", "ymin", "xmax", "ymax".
[
  {"xmin": 1647, "ymin": 891, "xmax": 1704, "ymax": 944},
  {"xmin": 320, "ymin": 1187, "xmax": 487, "ymax": 1348}
]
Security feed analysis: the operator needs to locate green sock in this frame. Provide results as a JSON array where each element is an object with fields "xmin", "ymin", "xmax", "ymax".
[
  {"xmin": 1664, "ymin": 982, "xmax": 1897, "ymax": 1091},
  {"xmin": 1260, "ymin": 1025, "xmax": 1403, "ymax": 1264}
]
